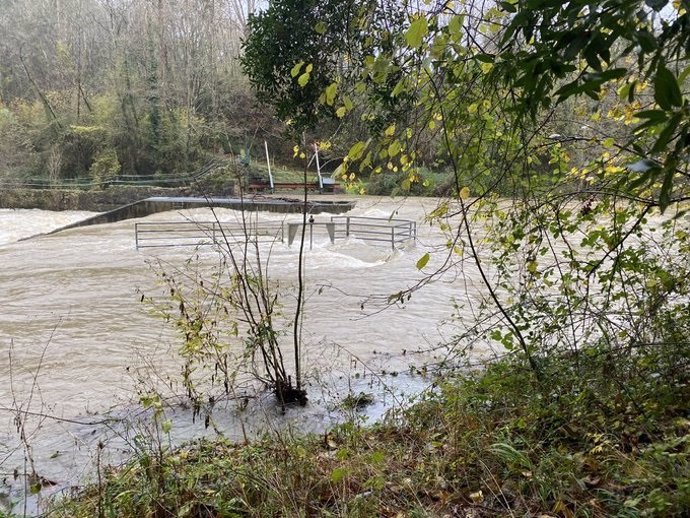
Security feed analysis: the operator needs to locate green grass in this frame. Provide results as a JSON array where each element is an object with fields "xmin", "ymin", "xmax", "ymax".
[{"xmin": 50, "ymin": 343, "xmax": 690, "ymax": 517}]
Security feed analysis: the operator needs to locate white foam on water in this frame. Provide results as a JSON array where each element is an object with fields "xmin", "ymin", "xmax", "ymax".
[{"xmin": 0, "ymin": 208, "xmax": 97, "ymax": 245}]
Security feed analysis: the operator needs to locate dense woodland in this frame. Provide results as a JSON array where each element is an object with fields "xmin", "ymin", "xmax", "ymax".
[
  {"xmin": 0, "ymin": 0, "xmax": 309, "ymax": 187},
  {"xmin": 0, "ymin": 0, "xmax": 644, "ymax": 197}
]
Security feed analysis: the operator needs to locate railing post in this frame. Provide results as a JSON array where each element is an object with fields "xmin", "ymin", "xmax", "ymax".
[
  {"xmin": 391, "ymin": 226, "xmax": 395, "ymax": 250},
  {"xmin": 135, "ymin": 223, "xmax": 139, "ymax": 249},
  {"xmin": 346, "ymin": 216, "xmax": 350, "ymax": 237}
]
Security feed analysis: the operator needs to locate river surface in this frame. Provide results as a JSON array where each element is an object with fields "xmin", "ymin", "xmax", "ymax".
[{"xmin": 0, "ymin": 197, "xmax": 491, "ymax": 513}]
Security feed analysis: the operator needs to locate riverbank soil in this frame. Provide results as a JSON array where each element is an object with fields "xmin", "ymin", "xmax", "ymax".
[{"xmin": 49, "ymin": 343, "xmax": 690, "ymax": 517}]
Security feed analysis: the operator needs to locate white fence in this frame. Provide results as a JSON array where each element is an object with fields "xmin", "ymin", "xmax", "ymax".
[
  {"xmin": 135, "ymin": 216, "xmax": 417, "ymax": 250},
  {"xmin": 134, "ymin": 220, "xmax": 285, "ymax": 249},
  {"xmin": 330, "ymin": 216, "xmax": 417, "ymax": 249}
]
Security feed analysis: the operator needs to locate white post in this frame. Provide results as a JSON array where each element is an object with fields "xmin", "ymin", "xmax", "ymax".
[
  {"xmin": 264, "ymin": 140, "xmax": 274, "ymax": 190},
  {"xmin": 314, "ymin": 143, "xmax": 323, "ymax": 191}
]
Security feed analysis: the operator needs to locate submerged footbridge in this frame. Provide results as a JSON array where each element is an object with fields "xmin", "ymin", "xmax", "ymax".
[
  {"xmin": 49, "ymin": 195, "xmax": 356, "ymax": 234},
  {"xmin": 135, "ymin": 213, "xmax": 418, "ymax": 250}
]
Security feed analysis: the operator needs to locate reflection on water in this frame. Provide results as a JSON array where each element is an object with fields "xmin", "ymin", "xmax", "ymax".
[{"xmin": 0, "ymin": 197, "xmax": 489, "ymax": 514}]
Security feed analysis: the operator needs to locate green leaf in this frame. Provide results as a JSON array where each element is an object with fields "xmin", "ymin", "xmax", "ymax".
[
  {"xmin": 635, "ymin": 110, "xmax": 666, "ymax": 122},
  {"xmin": 659, "ymin": 162, "xmax": 676, "ymax": 212},
  {"xmin": 391, "ymin": 79, "xmax": 407, "ymax": 97},
  {"xmin": 618, "ymin": 82, "xmax": 632, "ymax": 101},
  {"xmin": 627, "ymin": 80, "xmax": 637, "ymax": 103},
  {"xmin": 348, "ymin": 141, "xmax": 367, "ymax": 161},
  {"xmin": 330, "ymin": 467, "xmax": 348, "ymax": 483},
  {"xmin": 474, "ymin": 53, "xmax": 495, "ymax": 63},
  {"xmin": 30, "ymin": 480, "xmax": 42, "ymax": 494},
  {"xmin": 314, "ymin": 21, "xmax": 327, "ymax": 34},
  {"xmin": 636, "ymin": 29, "xmax": 657, "ymax": 52},
  {"xmin": 563, "ymin": 33, "xmax": 589, "ymax": 60},
  {"xmin": 416, "ymin": 252, "xmax": 430, "ymax": 270},
  {"xmin": 651, "ymin": 114, "xmax": 681, "ymax": 153},
  {"xmin": 654, "ymin": 65, "xmax": 683, "ymax": 110},
  {"xmin": 370, "ymin": 450, "xmax": 386, "ymax": 465},
  {"xmin": 406, "ymin": 16, "xmax": 428, "ymax": 49},
  {"xmin": 680, "ymin": 65, "xmax": 690, "ymax": 84},
  {"xmin": 556, "ymin": 69, "xmax": 626, "ymax": 101},
  {"xmin": 447, "ymin": 14, "xmax": 464, "ymax": 40}
]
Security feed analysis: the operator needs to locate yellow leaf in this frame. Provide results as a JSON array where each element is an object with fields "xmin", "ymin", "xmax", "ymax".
[
  {"xmin": 469, "ymin": 490, "xmax": 484, "ymax": 503},
  {"xmin": 348, "ymin": 141, "xmax": 367, "ymax": 161},
  {"xmin": 388, "ymin": 140, "xmax": 402, "ymax": 157},
  {"xmin": 459, "ymin": 186, "xmax": 470, "ymax": 200},
  {"xmin": 290, "ymin": 61, "xmax": 304, "ymax": 78},
  {"xmin": 324, "ymin": 82, "xmax": 338, "ymax": 106},
  {"xmin": 298, "ymin": 72, "xmax": 310, "ymax": 87},
  {"xmin": 416, "ymin": 252, "xmax": 430, "ymax": 269}
]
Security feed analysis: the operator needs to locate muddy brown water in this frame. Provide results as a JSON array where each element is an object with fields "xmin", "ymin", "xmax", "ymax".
[{"xmin": 0, "ymin": 197, "xmax": 492, "ymax": 514}]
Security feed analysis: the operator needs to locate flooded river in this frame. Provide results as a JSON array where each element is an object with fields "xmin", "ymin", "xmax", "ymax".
[{"xmin": 0, "ymin": 196, "xmax": 490, "ymax": 513}]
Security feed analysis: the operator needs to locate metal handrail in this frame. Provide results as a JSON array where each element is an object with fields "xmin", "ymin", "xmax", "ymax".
[
  {"xmin": 135, "ymin": 216, "xmax": 417, "ymax": 250},
  {"xmin": 135, "ymin": 220, "xmax": 284, "ymax": 249},
  {"xmin": 330, "ymin": 215, "xmax": 416, "ymax": 249}
]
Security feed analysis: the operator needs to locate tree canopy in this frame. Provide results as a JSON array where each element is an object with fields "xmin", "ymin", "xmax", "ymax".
[{"xmin": 242, "ymin": 0, "xmax": 690, "ymax": 207}]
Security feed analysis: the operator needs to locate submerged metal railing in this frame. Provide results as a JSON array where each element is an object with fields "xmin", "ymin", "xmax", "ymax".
[
  {"xmin": 135, "ymin": 216, "xmax": 417, "ymax": 250},
  {"xmin": 330, "ymin": 216, "xmax": 417, "ymax": 249},
  {"xmin": 134, "ymin": 220, "xmax": 285, "ymax": 249}
]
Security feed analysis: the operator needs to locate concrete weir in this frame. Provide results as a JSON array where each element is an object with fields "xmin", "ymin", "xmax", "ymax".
[{"xmin": 50, "ymin": 196, "xmax": 356, "ymax": 233}]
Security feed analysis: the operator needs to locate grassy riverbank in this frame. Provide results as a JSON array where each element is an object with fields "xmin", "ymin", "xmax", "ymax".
[{"xmin": 47, "ymin": 342, "xmax": 690, "ymax": 518}]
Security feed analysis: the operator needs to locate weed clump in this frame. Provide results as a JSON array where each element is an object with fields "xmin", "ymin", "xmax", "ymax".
[{"xmin": 50, "ymin": 340, "xmax": 690, "ymax": 518}]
